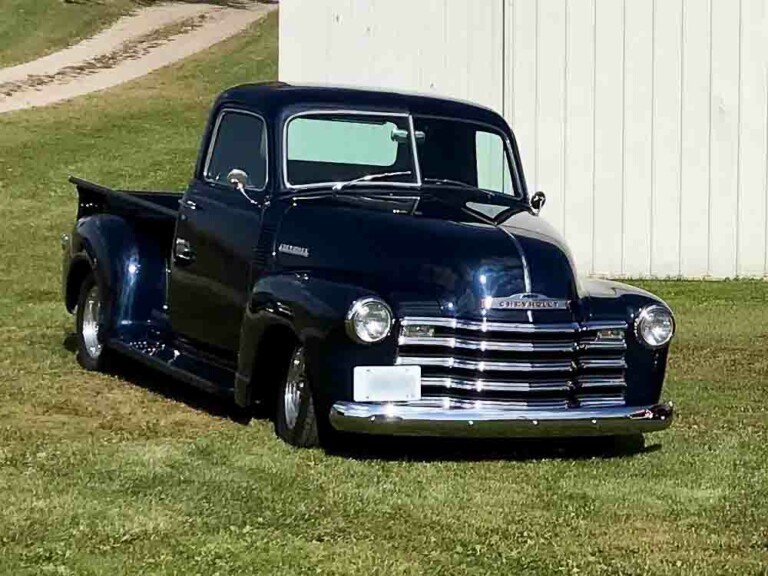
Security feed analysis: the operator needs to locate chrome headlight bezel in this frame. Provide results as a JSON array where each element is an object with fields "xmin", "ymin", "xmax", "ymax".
[
  {"xmin": 634, "ymin": 304, "xmax": 675, "ymax": 349},
  {"xmin": 345, "ymin": 297, "xmax": 394, "ymax": 344}
]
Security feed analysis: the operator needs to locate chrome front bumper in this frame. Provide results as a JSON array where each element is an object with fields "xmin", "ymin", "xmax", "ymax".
[{"xmin": 329, "ymin": 401, "xmax": 674, "ymax": 438}]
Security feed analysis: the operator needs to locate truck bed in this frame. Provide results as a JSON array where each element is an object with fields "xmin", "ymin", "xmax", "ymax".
[{"xmin": 70, "ymin": 176, "xmax": 180, "ymax": 221}]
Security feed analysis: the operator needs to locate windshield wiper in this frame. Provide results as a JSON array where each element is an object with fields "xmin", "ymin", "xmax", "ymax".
[
  {"xmin": 422, "ymin": 178, "xmax": 481, "ymax": 191},
  {"xmin": 332, "ymin": 171, "xmax": 413, "ymax": 192}
]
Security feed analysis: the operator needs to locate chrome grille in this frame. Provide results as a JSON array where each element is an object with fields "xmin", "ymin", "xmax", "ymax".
[{"xmin": 397, "ymin": 317, "xmax": 628, "ymax": 410}]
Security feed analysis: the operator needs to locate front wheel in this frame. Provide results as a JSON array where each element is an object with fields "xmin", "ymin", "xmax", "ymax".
[
  {"xmin": 274, "ymin": 345, "xmax": 320, "ymax": 448},
  {"xmin": 75, "ymin": 272, "xmax": 112, "ymax": 371}
]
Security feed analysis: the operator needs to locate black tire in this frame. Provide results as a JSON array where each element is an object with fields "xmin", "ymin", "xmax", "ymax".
[
  {"xmin": 274, "ymin": 345, "xmax": 320, "ymax": 448},
  {"xmin": 75, "ymin": 272, "xmax": 112, "ymax": 372}
]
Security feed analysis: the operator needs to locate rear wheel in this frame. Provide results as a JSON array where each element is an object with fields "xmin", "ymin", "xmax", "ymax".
[
  {"xmin": 75, "ymin": 272, "xmax": 112, "ymax": 371},
  {"xmin": 274, "ymin": 345, "xmax": 320, "ymax": 448}
]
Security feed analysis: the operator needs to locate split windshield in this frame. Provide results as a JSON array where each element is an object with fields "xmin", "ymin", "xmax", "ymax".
[{"xmin": 284, "ymin": 112, "xmax": 518, "ymax": 197}]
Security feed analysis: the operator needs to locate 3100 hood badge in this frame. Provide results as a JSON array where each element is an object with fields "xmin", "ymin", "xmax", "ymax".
[
  {"xmin": 484, "ymin": 293, "xmax": 569, "ymax": 311},
  {"xmin": 278, "ymin": 243, "xmax": 309, "ymax": 258}
]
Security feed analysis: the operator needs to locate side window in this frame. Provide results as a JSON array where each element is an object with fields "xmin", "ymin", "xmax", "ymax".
[
  {"xmin": 205, "ymin": 111, "xmax": 268, "ymax": 190},
  {"xmin": 476, "ymin": 131, "xmax": 513, "ymax": 195}
]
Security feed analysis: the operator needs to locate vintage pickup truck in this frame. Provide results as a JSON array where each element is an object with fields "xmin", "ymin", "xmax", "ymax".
[{"xmin": 61, "ymin": 83, "xmax": 675, "ymax": 448}]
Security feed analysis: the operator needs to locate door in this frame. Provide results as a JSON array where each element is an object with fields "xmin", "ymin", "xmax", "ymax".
[{"xmin": 168, "ymin": 108, "xmax": 269, "ymax": 354}]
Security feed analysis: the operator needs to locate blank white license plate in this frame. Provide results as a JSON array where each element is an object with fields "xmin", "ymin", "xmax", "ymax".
[{"xmin": 353, "ymin": 366, "xmax": 422, "ymax": 402}]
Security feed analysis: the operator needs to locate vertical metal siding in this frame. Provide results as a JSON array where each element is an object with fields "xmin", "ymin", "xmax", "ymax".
[{"xmin": 280, "ymin": 0, "xmax": 768, "ymax": 278}]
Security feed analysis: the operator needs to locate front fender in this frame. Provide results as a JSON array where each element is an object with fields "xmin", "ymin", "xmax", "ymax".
[
  {"xmin": 235, "ymin": 272, "xmax": 398, "ymax": 409},
  {"xmin": 581, "ymin": 278, "xmax": 673, "ymax": 406}
]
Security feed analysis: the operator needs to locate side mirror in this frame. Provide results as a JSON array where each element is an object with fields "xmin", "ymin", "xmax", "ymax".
[
  {"xmin": 530, "ymin": 191, "xmax": 546, "ymax": 215},
  {"xmin": 227, "ymin": 168, "xmax": 249, "ymax": 192}
]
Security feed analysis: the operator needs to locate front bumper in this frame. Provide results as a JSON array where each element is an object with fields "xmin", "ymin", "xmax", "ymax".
[{"xmin": 329, "ymin": 401, "xmax": 674, "ymax": 438}]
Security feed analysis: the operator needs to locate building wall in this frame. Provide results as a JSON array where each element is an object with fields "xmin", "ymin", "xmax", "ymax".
[{"xmin": 280, "ymin": 0, "xmax": 768, "ymax": 278}]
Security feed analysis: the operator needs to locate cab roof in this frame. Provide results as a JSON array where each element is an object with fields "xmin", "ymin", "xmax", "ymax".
[{"xmin": 215, "ymin": 82, "xmax": 509, "ymax": 131}]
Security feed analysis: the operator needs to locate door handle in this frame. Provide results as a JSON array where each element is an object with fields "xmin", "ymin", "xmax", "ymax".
[
  {"xmin": 174, "ymin": 237, "xmax": 196, "ymax": 264},
  {"xmin": 181, "ymin": 199, "xmax": 200, "ymax": 211}
]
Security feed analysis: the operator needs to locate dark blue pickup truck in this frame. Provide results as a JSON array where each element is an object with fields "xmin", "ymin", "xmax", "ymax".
[{"xmin": 61, "ymin": 83, "xmax": 675, "ymax": 448}]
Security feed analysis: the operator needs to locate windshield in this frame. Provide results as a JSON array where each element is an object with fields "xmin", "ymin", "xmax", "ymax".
[
  {"xmin": 285, "ymin": 113, "xmax": 419, "ymax": 188},
  {"xmin": 284, "ymin": 111, "xmax": 518, "ymax": 197}
]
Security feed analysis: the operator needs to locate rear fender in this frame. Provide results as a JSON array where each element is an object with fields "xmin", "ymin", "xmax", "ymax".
[{"xmin": 65, "ymin": 214, "xmax": 167, "ymax": 339}]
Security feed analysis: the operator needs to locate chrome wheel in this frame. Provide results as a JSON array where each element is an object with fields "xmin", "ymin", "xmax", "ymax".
[
  {"xmin": 81, "ymin": 284, "xmax": 102, "ymax": 359},
  {"xmin": 283, "ymin": 346, "xmax": 306, "ymax": 430}
]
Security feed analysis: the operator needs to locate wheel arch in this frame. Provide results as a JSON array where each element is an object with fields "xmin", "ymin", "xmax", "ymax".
[
  {"xmin": 65, "ymin": 255, "xmax": 95, "ymax": 312},
  {"xmin": 235, "ymin": 310, "xmax": 300, "ymax": 409}
]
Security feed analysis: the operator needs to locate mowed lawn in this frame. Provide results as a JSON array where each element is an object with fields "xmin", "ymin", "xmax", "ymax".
[
  {"xmin": 0, "ymin": 0, "xmax": 138, "ymax": 67},
  {"xmin": 1, "ymin": 13, "xmax": 767, "ymax": 575},
  {"xmin": 0, "ymin": 0, "xmax": 251, "ymax": 67}
]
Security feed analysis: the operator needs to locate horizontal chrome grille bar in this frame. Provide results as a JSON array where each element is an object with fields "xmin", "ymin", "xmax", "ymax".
[
  {"xmin": 577, "ymin": 377, "xmax": 627, "ymax": 389},
  {"xmin": 397, "ymin": 356, "xmax": 574, "ymax": 372},
  {"xmin": 579, "ymin": 340, "xmax": 628, "ymax": 351},
  {"xmin": 577, "ymin": 358, "xmax": 627, "ymax": 370},
  {"xmin": 400, "ymin": 317, "xmax": 580, "ymax": 333},
  {"xmin": 580, "ymin": 321, "xmax": 629, "ymax": 331},
  {"xmin": 421, "ymin": 376, "xmax": 573, "ymax": 394},
  {"xmin": 406, "ymin": 396, "xmax": 571, "ymax": 411},
  {"xmin": 576, "ymin": 395, "xmax": 626, "ymax": 408},
  {"xmin": 399, "ymin": 335, "xmax": 577, "ymax": 353}
]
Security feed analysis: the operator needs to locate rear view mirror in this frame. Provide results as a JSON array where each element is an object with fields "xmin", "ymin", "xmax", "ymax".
[
  {"xmin": 391, "ymin": 128, "xmax": 409, "ymax": 143},
  {"xmin": 227, "ymin": 168, "xmax": 248, "ymax": 191},
  {"xmin": 391, "ymin": 129, "xmax": 426, "ymax": 143}
]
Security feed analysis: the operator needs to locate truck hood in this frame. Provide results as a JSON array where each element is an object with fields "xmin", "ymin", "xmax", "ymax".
[{"xmin": 274, "ymin": 196, "xmax": 581, "ymax": 322}]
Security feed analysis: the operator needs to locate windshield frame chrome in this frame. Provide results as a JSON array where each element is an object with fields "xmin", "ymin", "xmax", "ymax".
[{"xmin": 282, "ymin": 109, "xmax": 423, "ymax": 192}]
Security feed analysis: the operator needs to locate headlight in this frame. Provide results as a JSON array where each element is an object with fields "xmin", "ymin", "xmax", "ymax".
[
  {"xmin": 634, "ymin": 305, "xmax": 675, "ymax": 348},
  {"xmin": 346, "ymin": 297, "xmax": 393, "ymax": 344}
]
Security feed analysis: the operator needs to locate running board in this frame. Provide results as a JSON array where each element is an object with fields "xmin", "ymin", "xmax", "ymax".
[{"xmin": 109, "ymin": 337, "xmax": 235, "ymax": 397}]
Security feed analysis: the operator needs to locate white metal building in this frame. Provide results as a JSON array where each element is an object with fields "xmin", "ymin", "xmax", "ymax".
[{"xmin": 279, "ymin": 0, "xmax": 768, "ymax": 279}]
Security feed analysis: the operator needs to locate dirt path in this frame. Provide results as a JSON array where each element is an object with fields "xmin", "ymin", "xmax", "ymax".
[{"xmin": 0, "ymin": 2, "xmax": 276, "ymax": 114}]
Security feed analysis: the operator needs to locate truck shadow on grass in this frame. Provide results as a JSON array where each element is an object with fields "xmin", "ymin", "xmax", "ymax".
[
  {"xmin": 328, "ymin": 433, "xmax": 660, "ymax": 463},
  {"xmin": 64, "ymin": 334, "xmax": 662, "ymax": 462},
  {"xmin": 64, "ymin": 334, "xmax": 253, "ymax": 425}
]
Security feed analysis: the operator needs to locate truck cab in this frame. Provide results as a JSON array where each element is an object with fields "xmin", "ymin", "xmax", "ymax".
[{"xmin": 62, "ymin": 82, "xmax": 675, "ymax": 449}]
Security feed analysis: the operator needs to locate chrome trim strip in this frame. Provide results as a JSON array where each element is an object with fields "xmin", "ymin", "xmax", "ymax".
[
  {"xmin": 579, "ymin": 340, "xmax": 628, "ymax": 351},
  {"xmin": 282, "ymin": 109, "xmax": 422, "ymax": 191},
  {"xmin": 576, "ymin": 397, "xmax": 627, "ymax": 408},
  {"xmin": 398, "ymin": 335, "xmax": 577, "ymax": 353},
  {"xmin": 408, "ymin": 114, "xmax": 423, "ymax": 185},
  {"xmin": 576, "ymin": 377, "xmax": 627, "ymax": 389},
  {"xmin": 581, "ymin": 321, "xmax": 629, "ymax": 331},
  {"xmin": 577, "ymin": 358, "xmax": 627, "ymax": 370},
  {"xmin": 400, "ymin": 317, "xmax": 580, "ymax": 333},
  {"xmin": 396, "ymin": 356, "xmax": 573, "ymax": 372},
  {"xmin": 497, "ymin": 227, "xmax": 533, "ymax": 321},
  {"xmin": 421, "ymin": 376, "xmax": 573, "ymax": 394},
  {"xmin": 329, "ymin": 401, "xmax": 675, "ymax": 438},
  {"xmin": 413, "ymin": 397, "xmax": 571, "ymax": 410},
  {"xmin": 498, "ymin": 228, "xmax": 532, "ymax": 294},
  {"xmin": 203, "ymin": 108, "xmax": 269, "ymax": 193}
]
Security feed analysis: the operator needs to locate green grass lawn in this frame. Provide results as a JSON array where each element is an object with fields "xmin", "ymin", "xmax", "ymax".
[
  {"xmin": 0, "ymin": 0, "xmax": 138, "ymax": 67},
  {"xmin": 1, "ymin": 12, "xmax": 767, "ymax": 574},
  {"xmin": 0, "ymin": 0, "xmax": 251, "ymax": 68}
]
